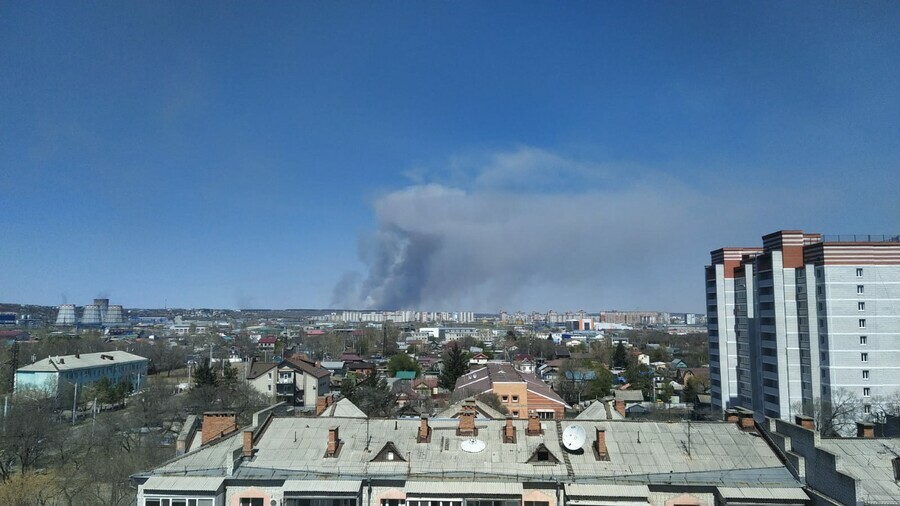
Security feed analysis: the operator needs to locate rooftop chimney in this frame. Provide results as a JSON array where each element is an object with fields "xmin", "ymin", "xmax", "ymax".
[
  {"xmin": 458, "ymin": 411, "xmax": 476, "ymax": 436},
  {"xmin": 418, "ymin": 414, "xmax": 432, "ymax": 443},
  {"xmin": 201, "ymin": 412, "xmax": 237, "ymax": 445},
  {"xmin": 503, "ymin": 415, "xmax": 516, "ymax": 443},
  {"xmin": 316, "ymin": 395, "xmax": 328, "ymax": 416},
  {"xmin": 724, "ymin": 409, "xmax": 740, "ymax": 424},
  {"xmin": 595, "ymin": 428, "xmax": 609, "ymax": 461},
  {"xmin": 527, "ymin": 413, "xmax": 542, "ymax": 436},
  {"xmin": 736, "ymin": 409, "xmax": 755, "ymax": 431},
  {"xmin": 795, "ymin": 415, "xmax": 815, "ymax": 431},
  {"xmin": 243, "ymin": 429, "xmax": 254, "ymax": 458},
  {"xmin": 857, "ymin": 421, "xmax": 875, "ymax": 439},
  {"xmin": 325, "ymin": 426, "xmax": 341, "ymax": 457}
]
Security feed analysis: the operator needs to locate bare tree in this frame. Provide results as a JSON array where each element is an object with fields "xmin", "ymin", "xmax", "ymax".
[{"xmin": 794, "ymin": 388, "xmax": 862, "ymax": 436}]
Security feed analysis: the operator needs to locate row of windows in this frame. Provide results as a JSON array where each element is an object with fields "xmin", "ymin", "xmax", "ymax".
[{"xmin": 145, "ymin": 499, "xmax": 213, "ymax": 506}]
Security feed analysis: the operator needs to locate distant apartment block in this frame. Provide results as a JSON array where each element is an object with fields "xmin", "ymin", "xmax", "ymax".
[
  {"xmin": 706, "ymin": 230, "xmax": 900, "ymax": 422},
  {"xmin": 599, "ymin": 311, "xmax": 668, "ymax": 326},
  {"xmin": 15, "ymin": 350, "xmax": 149, "ymax": 394}
]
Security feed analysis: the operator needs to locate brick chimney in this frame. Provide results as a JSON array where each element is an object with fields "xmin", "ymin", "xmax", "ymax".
[
  {"xmin": 201, "ymin": 412, "xmax": 237, "ymax": 445},
  {"xmin": 527, "ymin": 413, "xmax": 541, "ymax": 436},
  {"xmin": 417, "ymin": 414, "xmax": 432, "ymax": 443},
  {"xmin": 316, "ymin": 396, "xmax": 328, "ymax": 416},
  {"xmin": 614, "ymin": 399, "xmax": 626, "ymax": 417},
  {"xmin": 458, "ymin": 411, "xmax": 476, "ymax": 436},
  {"xmin": 857, "ymin": 421, "xmax": 875, "ymax": 439},
  {"xmin": 503, "ymin": 415, "xmax": 516, "ymax": 443},
  {"xmin": 738, "ymin": 410, "xmax": 755, "ymax": 431},
  {"xmin": 725, "ymin": 409, "xmax": 740, "ymax": 424},
  {"xmin": 325, "ymin": 426, "xmax": 341, "ymax": 457},
  {"xmin": 795, "ymin": 415, "xmax": 815, "ymax": 431},
  {"xmin": 242, "ymin": 429, "xmax": 254, "ymax": 458},
  {"xmin": 595, "ymin": 428, "xmax": 609, "ymax": 461}
]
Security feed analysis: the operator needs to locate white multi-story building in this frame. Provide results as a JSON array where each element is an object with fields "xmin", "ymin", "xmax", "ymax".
[{"xmin": 707, "ymin": 230, "xmax": 900, "ymax": 423}]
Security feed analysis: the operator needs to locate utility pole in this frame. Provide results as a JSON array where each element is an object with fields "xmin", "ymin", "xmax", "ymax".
[{"xmin": 72, "ymin": 382, "xmax": 78, "ymax": 426}]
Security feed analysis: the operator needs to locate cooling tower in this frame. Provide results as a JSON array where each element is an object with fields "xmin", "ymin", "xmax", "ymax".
[
  {"xmin": 104, "ymin": 305, "xmax": 124, "ymax": 326},
  {"xmin": 55, "ymin": 304, "xmax": 77, "ymax": 326},
  {"xmin": 81, "ymin": 304, "xmax": 102, "ymax": 326}
]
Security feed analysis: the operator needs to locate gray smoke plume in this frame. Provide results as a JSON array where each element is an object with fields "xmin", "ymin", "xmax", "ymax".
[{"xmin": 333, "ymin": 148, "xmax": 823, "ymax": 311}]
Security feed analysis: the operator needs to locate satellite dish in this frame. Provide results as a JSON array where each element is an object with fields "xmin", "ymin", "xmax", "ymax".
[
  {"xmin": 460, "ymin": 438, "xmax": 486, "ymax": 453},
  {"xmin": 562, "ymin": 424, "xmax": 586, "ymax": 451}
]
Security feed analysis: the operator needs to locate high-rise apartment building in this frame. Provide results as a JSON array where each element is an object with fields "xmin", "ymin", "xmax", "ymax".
[{"xmin": 706, "ymin": 230, "xmax": 900, "ymax": 421}]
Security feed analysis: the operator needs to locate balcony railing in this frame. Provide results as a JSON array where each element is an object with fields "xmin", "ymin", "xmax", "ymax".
[{"xmin": 822, "ymin": 234, "xmax": 900, "ymax": 243}]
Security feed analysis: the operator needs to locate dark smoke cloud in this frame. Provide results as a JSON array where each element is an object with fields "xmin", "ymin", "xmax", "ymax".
[{"xmin": 334, "ymin": 148, "xmax": 823, "ymax": 312}]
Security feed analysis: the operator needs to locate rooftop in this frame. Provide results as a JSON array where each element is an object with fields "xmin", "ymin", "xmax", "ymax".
[
  {"xmin": 17, "ymin": 350, "xmax": 148, "ymax": 373},
  {"xmin": 147, "ymin": 416, "xmax": 801, "ymax": 489}
]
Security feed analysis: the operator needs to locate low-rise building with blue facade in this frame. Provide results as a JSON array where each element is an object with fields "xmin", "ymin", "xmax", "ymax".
[{"xmin": 15, "ymin": 350, "xmax": 149, "ymax": 394}]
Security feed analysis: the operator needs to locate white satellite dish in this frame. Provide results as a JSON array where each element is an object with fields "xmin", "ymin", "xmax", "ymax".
[
  {"xmin": 460, "ymin": 438, "xmax": 486, "ymax": 453},
  {"xmin": 562, "ymin": 424, "xmax": 587, "ymax": 451}
]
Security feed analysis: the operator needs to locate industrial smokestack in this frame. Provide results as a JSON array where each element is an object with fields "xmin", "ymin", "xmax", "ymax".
[{"xmin": 94, "ymin": 298, "xmax": 109, "ymax": 324}]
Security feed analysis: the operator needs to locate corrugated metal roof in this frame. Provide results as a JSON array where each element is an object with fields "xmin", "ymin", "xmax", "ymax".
[
  {"xmin": 143, "ymin": 476, "xmax": 224, "ymax": 492},
  {"xmin": 283, "ymin": 480, "xmax": 362, "ymax": 493},
  {"xmin": 405, "ymin": 481, "xmax": 523, "ymax": 496}
]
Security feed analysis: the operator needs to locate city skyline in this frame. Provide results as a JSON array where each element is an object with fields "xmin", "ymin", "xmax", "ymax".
[{"xmin": 2, "ymin": 2, "xmax": 898, "ymax": 312}]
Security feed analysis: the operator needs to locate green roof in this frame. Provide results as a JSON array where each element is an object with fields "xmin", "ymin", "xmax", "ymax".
[{"xmin": 395, "ymin": 370, "xmax": 417, "ymax": 380}]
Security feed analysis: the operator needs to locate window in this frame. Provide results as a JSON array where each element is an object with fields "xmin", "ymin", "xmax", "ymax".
[
  {"xmin": 859, "ymin": 319, "xmax": 867, "ymax": 328},
  {"xmin": 864, "ymin": 387, "xmax": 871, "ymax": 397},
  {"xmin": 859, "ymin": 302, "xmax": 866, "ymax": 311},
  {"xmin": 857, "ymin": 268, "xmax": 864, "ymax": 277},
  {"xmin": 817, "ymin": 286, "xmax": 823, "ymax": 295},
  {"xmin": 864, "ymin": 404, "xmax": 872, "ymax": 414},
  {"xmin": 538, "ymin": 410, "xmax": 555, "ymax": 420},
  {"xmin": 268, "ymin": 372, "xmax": 272, "ymax": 379},
  {"xmin": 860, "ymin": 336, "xmax": 868, "ymax": 345},
  {"xmin": 240, "ymin": 500, "xmax": 264, "ymax": 506},
  {"xmin": 512, "ymin": 410, "xmax": 519, "ymax": 417},
  {"xmin": 287, "ymin": 500, "xmax": 355, "ymax": 506},
  {"xmin": 382, "ymin": 500, "xmax": 406, "ymax": 506},
  {"xmin": 511, "ymin": 395, "xmax": 519, "ymax": 403},
  {"xmin": 862, "ymin": 353, "xmax": 869, "ymax": 362},
  {"xmin": 406, "ymin": 500, "xmax": 463, "ymax": 506},
  {"xmin": 525, "ymin": 502, "xmax": 550, "ymax": 506},
  {"xmin": 857, "ymin": 285, "xmax": 865, "ymax": 294},
  {"xmin": 817, "ymin": 302, "xmax": 824, "ymax": 312},
  {"xmin": 863, "ymin": 370, "xmax": 870, "ymax": 380},
  {"xmin": 501, "ymin": 395, "xmax": 509, "ymax": 402},
  {"xmin": 145, "ymin": 499, "xmax": 213, "ymax": 506},
  {"xmin": 267, "ymin": 385, "xmax": 272, "ymax": 391}
]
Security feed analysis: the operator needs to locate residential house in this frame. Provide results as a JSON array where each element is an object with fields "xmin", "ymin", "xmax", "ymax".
[
  {"xmin": 245, "ymin": 357, "xmax": 330, "ymax": 407},
  {"xmin": 469, "ymin": 352, "xmax": 489, "ymax": 366},
  {"xmin": 514, "ymin": 354, "xmax": 535, "ymax": 374},
  {"xmin": 454, "ymin": 363, "xmax": 569, "ymax": 419},
  {"xmin": 613, "ymin": 389, "xmax": 644, "ymax": 417}
]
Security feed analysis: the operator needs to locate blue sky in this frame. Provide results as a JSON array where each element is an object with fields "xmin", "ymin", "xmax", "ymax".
[{"xmin": 1, "ymin": 1, "xmax": 897, "ymax": 312}]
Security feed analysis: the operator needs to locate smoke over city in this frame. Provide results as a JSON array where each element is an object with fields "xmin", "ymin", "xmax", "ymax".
[{"xmin": 332, "ymin": 147, "xmax": 817, "ymax": 312}]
